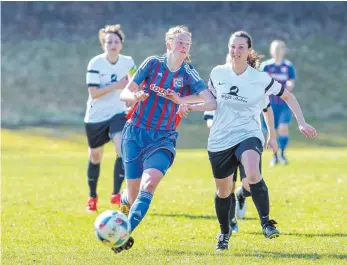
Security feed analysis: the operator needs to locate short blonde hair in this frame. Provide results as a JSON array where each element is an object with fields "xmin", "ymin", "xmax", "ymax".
[
  {"xmin": 270, "ymin": 40, "xmax": 286, "ymax": 50},
  {"xmin": 98, "ymin": 24, "xmax": 125, "ymax": 47},
  {"xmin": 165, "ymin": 25, "xmax": 192, "ymax": 62}
]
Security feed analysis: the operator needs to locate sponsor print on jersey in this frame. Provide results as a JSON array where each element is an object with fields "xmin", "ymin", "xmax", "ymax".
[
  {"xmin": 221, "ymin": 85, "xmax": 248, "ymax": 103},
  {"xmin": 149, "ymin": 84, "xmax": 181, "ymax": 97}
]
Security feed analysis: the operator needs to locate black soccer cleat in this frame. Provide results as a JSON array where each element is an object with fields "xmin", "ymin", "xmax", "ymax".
[
  {"xmin": 262, "ymin": 219, "xmax": 280, "ymax": 239},
  {"xmin": 215, "ymin": 227, "xmax": 232, "ymax": 251},
  {"xmin": 111, "ymin": 237, "xmax": 134, "ymax": 254}
]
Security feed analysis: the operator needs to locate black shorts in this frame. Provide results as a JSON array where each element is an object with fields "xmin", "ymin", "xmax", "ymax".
[
  {"xmin": 84, "ymin": 112, "xmax": 127, "ymax": 149},
  {"xmin": 208, "ymin": 137, "xmax": 263, "ymax": 179}
]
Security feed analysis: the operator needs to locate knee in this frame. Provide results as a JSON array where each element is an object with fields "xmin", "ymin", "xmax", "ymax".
[
  {"xmin": 90, "ymin": 152, "xmax": 102, "ymax": 164},
  {"xmin": 278, "ymin": 125, "xmax": 289, "ymax": 135},
  {"xmin": 245, "ymin": 168, "xmax": 261, "ymax": 184},
  {"xmin": 140, "ymin": 170, "xmax": 162, "ymax": 193},
  {"xmin": 216, "ymin": 182, "xmax": 233, "ymax": 198},
  {"xmin": 140, "ymin": 177, "xmax": 159, "ymax": 193}
]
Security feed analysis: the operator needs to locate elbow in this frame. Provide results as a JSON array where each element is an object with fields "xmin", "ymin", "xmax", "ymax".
[
  {"xmin": 88, "ymin": 88, "xmax": 98, "ymax": 100},
  {"xmin": 211, "ymin": 100, "xmax": 217, "ymax": 110}
]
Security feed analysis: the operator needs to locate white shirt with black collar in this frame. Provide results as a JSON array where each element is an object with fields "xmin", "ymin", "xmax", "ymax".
[{"xmin": 207, "ymin": 64, "xmax": 284, "ymax": 152}]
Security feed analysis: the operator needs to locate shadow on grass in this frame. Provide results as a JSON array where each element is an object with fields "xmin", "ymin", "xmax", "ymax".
[
  {"xmin": 162, "ymin": 249, "xmax": 347, "ymax": 260},
  {"xmin": 150, "ymin": 213, "xmax": 256, "ymax": 220},
  {"xmin": 246, "ymin": 232, "xmax": 347, "ymax": 238}
]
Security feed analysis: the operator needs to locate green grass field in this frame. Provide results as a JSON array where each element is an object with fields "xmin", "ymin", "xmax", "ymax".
[{"xmin": 2, "ymin": 129, "xmax": 347, "ymax": 265}]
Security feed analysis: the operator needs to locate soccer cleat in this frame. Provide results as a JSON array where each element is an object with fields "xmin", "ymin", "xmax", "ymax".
[
  {"xmin": 236, "ymin": 188, "xmax": 247, "ymax": 219},
  {"xmin": 110, "ymin": 193, "xmax": 121, "ymax": 207},
  {"xmin": 279, "ymin": 155, "xmax": 289, "ymax": 165},
  {"xmin": 230, "ymin": 218, "xmax": 239, "ymax": 233},
  {"xmin": 215, "ymin": 226, "xmax": 232, "ymax": 251},
  {"xmin": 269, "ymin": 155, "xmax": 278, "ymax": 167},
  {"xmin": 86, "ymin": 196, "xmax": 98, "ymax": 212},
  {"xmin": 262, "ymin": 219, "xmax": 280, "ymax": 239},
  {"xmin": 111, "ymin": 237, "xmax": 134, "ymax": 254},
  {"xmin": 120, "ymin": 190, "xmax": 130, "ymax": 216}
]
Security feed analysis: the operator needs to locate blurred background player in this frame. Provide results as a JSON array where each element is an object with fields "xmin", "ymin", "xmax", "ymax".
[
  {"xmin": 204, "ymin": 97, "xmax": 277, "ymax": 225},
  {"xmin": 84, "ymin": 24, "xmax": 137, "ymax": 212},
  {"xmin": 112, "ymin": 25, "xmax": 216, "ymax": 254},
  {"xmin": 260, "ymin": 40, "xmax": 296, "ymax": 166}
]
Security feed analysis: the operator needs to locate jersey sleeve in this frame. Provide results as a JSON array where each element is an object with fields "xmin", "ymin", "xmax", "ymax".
[
  {"xmin": 288, "ymin": 64, "xmax": 296, "ymax": 80},
  {"xmin": 132, "ymin": 56, "xmax": 156, "ymax": 85},
  {"xmin": 204, "ymin": 110, "xmax": 215, "ymax": 120},
  {"xmin": 186, "ymin": 65, "xmax": 206, "ymax": 95},
  {"xmin": 128, "ymin": 57, "xmax": 137, "ymax": 76},
  {"xmin": 262, "ymin": 97, "xmax": 271, "ymax": 112},
  {"xmin": 264, "ymin": 74, "xmax": 285, "ymax": 97},
  {"xmin": 86, "ymin": 59, "xmax": 100, "ymax": 87}
]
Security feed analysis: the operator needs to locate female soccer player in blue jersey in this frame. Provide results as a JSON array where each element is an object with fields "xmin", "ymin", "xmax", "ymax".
[
  {"xmin": 111, "ymin": 25, "xmax": 217, "ymax": 253},
  {"xmin": 84, "ymin": 24, "xmax": 137, "ymax": 212},
  {"xmin": 260, "ymin": 40, "xmax": 297, "ymax": 166}
]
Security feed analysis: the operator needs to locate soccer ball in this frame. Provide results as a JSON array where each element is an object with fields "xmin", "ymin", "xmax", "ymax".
[{"xmin": 94, "ymin": 210, "xmax": 130, "ymax": 247}]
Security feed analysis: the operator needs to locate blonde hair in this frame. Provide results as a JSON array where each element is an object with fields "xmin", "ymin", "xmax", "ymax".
[
  {"xmin": 270, "ymin": 40, "xmax": 286, "ymax": 50},
  {"xmin": 270, "ymin": 40, "xmax": 286, "ymax": 57},
  {"xmin": 98, "ymin": 24, "xmax": 125, "ymax": 48},
  {"xmin": 165, "ymin": 25, "xmax": 192, "ymax": 62},
  {"xmin": 227, "ymin": 31, "xmax": 263, "ymax": 69}
]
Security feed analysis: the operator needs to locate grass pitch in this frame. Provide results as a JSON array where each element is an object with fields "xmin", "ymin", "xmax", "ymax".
[{"xmin": 1, "ymin": 129, "xmax": 347, "ymax": 265}]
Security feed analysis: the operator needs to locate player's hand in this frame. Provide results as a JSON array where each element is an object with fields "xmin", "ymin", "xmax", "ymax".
[
  {"xmin": 266, "ymin": 134, "xmax": 278, "ymax": 153},
  {"xmin": 298, "ymin": 122, "xmax": 317, "ymax": 138},
  {"xmin": 165, "ymin": 89, "xmax": 181, "ymax": 104},
  {"xmin": 134, "ymin": 91, "xmax": 149, "ymax": 102},
  {"xmin": 176, "ymin": 104, "xmax": 191, "ymax": 118}
]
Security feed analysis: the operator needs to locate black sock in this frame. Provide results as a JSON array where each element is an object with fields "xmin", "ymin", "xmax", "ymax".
[
  {"xmin": 249, "ymin": 179, "xmax": 270, "ymax": 226},
  {"xmin": 229, "ymin": 193, "xmax": 236, "ymax": 223},
  {"xmin": 215, "ymin": 193, "xmax": 232, "ymax": 234},
  {"xmin": 237, "ymin": 186, "xmax": 251, "ymax": 198},
  {"xmin": 113, "ymin": 157, "xmax": 125, "ymax": 194},
  {"xmin": 87, "ymin": 161, "xmax": 100, "ymax": 198}
]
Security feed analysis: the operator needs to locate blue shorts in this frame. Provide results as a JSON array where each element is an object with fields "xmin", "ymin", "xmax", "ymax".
[
  {"xmin": 121, "ymin": 122, "xmax": 178, "ymax": 179},
  {"xmin": 262, "ymin": 104, "xmax": 292, "ymax": 131}
]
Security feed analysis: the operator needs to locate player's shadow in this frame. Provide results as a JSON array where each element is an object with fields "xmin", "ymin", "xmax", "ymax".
[
  {"xmin": 150, "ymin": 213, "xmax": 256, "ymax": 220},
  {"xmin": 150, "ymin": 213, "xmax": 215, "ymax": 220},
  {"xmin": 163, "ymin": 249, "xmax": 347, "ymax": 260},
  {"xmin": 245, "ymin": 232, "xmax": 347, "ymax": 237}
]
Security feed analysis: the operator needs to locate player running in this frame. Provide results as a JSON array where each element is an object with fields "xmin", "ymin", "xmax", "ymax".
[
  {"xmin": 206, "ymin": 31, "xmax": 316, "ymax": 251},
  {"xmin": 111, "ymin": 25, "xmax": 217, "ymax": 254},
  {"xmin": 84, "ymin": 24, "xmax": 137, "ymax": 212}
]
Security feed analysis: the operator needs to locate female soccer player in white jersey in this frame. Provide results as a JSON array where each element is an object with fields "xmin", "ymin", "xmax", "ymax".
[
  {"xmin": 201, "ymin": 31, "xmax": 317, "ymax": 251},
  {"xmin": 204, "ymin": 96, "xmax": 278, "ymax": 230},
  {"xmin": 84, "ymin": 24, "xmax": 137, "ymax": 212}
]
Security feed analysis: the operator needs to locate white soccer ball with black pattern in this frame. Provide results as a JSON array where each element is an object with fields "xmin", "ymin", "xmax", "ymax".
[{"xmin": 94, "ymin": 210, "xmax": 131, "ymax": 247}]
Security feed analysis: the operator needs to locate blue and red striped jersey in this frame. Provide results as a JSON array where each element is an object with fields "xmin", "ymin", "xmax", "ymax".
[
  {"xmin": 127, "ymin": 55, "xmax": 206, "ymax": 130},
  {"xmin": 260, "ymin": 59, "xmax": 296, "ymax": 105}
]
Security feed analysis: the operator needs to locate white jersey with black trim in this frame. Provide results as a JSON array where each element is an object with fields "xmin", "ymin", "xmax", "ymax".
[
  {"xmin": 84, "ymin": 53, "xmax": 137, "ymax": 123},
  {"xmin": 207, "ymin": 64, "xmax": 284, "ymax": 152}
]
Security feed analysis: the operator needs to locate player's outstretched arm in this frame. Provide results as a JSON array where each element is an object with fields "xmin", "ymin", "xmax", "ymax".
[
  {"xmin": 280, "ymin": 89, "xmax": 317, "ymax": 138},
  {"xmin": 186, "ymin": 89, "xmax": 217, "ymax": 112}
]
